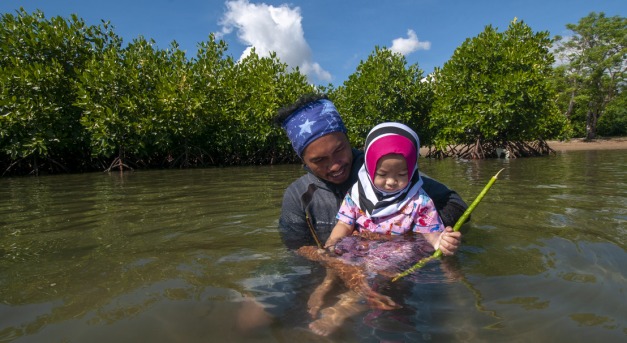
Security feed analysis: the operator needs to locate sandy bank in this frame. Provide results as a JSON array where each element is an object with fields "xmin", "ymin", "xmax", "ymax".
[{"xmin": 419, "ymin": 137, "xmax": 627, "ymax": 155}]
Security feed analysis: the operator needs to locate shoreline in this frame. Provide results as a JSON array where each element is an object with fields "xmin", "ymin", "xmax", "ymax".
[
  {"xmin": 419, "ymin": 137, "xmax": 627, "ymax": 155},
  {"xmin": 545, "ymin": 137, "xmax": 627, "ymax": 151}
]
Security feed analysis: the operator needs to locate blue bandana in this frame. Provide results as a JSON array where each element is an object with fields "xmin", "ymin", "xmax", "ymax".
[{"xmin": 282, "ymin": 99, "xmax": 347, "ymax": 157}]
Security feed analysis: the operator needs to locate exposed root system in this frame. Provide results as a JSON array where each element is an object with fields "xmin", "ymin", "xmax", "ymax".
[{"xmin": 425, "ymin": 139, "xmax": 555, "ymax": 159}]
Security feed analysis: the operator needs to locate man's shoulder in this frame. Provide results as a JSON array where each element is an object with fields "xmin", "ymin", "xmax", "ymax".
[
  {"xmin": 283, "ymin": 170, "xmax": 340, "ymax": 206},
  {"xmin": 283, "ymin": 172, "xmax": 320, "ymax": 200},
  {"xmin": 285, "ymin": 172, "xmax": 314, "ymax": 190}
]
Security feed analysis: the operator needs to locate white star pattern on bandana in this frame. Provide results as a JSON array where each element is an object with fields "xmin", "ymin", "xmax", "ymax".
[
  {"xmin": 299, "ymin": 119, "xmax": 314, "ymax": 136},
  {"xmin": 281, "ymin": 98, "xmax": 346, "ymax": 156}
]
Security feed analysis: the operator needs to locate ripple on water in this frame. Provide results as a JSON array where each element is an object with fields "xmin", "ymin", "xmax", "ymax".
[{"xmin": 1, "ymin": 152, "xmax": 625, "ymax": 342}]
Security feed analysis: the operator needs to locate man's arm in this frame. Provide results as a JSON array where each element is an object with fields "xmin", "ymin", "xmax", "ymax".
[{"xmin": 278, "ymin": 184, "xmax": 314, "ymax": 250}]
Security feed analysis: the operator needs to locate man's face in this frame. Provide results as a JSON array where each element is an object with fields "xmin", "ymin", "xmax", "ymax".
[{"xmin": 302, "ymin": 132, "xmax": 353, "ymax": 184}]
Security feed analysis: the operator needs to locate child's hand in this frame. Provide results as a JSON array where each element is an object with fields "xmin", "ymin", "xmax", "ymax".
[
  {"xmin": 323, "ymin": 239, "xmax": 336, "ymax": 250},
  {"xmin": 439, "ymin": 227, "xmax": 462, "ymax": 256}
]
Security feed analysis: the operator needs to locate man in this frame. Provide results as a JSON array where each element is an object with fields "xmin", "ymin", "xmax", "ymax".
[{"xmin": 275, "ymin": 93, "xmax": 466, "ymax": 253}]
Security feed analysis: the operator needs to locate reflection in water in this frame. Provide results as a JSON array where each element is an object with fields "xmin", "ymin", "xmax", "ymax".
[{"xmin": 1, "ymin": 151, "xmax": 626, "ymax": 342}]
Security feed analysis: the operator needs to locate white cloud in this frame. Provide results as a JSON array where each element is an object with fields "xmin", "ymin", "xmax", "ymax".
[
  {"xmin": 217, "ymin": 0, "xmax": 332, "ymax": 82},
  {"xmin": 390, "ymin": 29, "xmax": 431, "ymax": 56}
]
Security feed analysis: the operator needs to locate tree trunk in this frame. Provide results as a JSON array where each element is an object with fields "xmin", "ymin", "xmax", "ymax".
[
  {"xmin": 565, "ymin": 90, "xmax": 576, "ymax": 119},
  {"xmin": 585, "ymin": 110, "xmax": 598, "ymax": 140}
]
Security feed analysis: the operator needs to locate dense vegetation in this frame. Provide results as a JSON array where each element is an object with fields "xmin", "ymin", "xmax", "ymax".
[
  {"xmin": 429, "ymin": 19, "xmax": 566, "ymax": 158},
  {"xmin": 552, "ymin": 12, "xmax": 626, "ymax": 140},
  {"xmin": 1, "ymin": 9, "xmax": 625, "ymax": 175}
]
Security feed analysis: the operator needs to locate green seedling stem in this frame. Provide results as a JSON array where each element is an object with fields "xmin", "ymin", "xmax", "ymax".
[{"xmin": 392, "ymin": 168, "xmax": 505, "ymax": 282}]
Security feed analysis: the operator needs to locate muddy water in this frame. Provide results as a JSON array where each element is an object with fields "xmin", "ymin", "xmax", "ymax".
[{"xmin": 1, "ymin": 150, "xmax": 625, "ymax": 342}]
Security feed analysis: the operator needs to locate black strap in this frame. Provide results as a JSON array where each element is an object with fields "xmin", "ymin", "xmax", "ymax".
[{"xmin": 301, "ymin": 183, "xmax": 322, "ymax": 248}]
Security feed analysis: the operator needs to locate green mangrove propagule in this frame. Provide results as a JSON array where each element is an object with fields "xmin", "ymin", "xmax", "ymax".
[{"xmin": 392, "ymin": 168, "xmax": 505, "ymax": 282}]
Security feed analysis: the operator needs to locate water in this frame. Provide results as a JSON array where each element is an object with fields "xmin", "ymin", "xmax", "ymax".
[{"xmin": 1, "ymin": 150, "xmax": 625, "ymax": 342}]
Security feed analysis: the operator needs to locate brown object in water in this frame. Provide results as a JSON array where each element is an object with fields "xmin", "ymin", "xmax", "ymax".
[{"xmin": 296, "ymin": 231, "xmax": 403, "ymax": 310}]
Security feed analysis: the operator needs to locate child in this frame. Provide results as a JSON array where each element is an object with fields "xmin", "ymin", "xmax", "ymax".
[
  {"xmin": 307, "ymin": 122, "xmax": 447, "ymax": 336},
  {"xmin": 326, "ymin": 121, "xmax": 445, "ymax": 248}
]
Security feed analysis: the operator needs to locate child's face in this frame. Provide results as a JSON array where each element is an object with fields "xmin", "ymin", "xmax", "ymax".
[{"xmin": 373, "ymin": 154, "xmax": 409, "ymax": 192}]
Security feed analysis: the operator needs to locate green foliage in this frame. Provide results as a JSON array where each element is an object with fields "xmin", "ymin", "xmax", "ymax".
[
  {"xmin": 150, "ymin": 42, "xmax": 200, "ymax": 159},
  {"xmin": 331, "ymin": 47, "xmax": 433, "ymax": 148},
  {"xmin": 76, "ymin": 36, "xmax": 162, "ymax": 162},
  {"xmin": 186, "ymin": 35, "xmax": 232, "ymax": 154},
  {"xmin": 597, "ymin": 90, "xmax": 626, "ymax": 136},
  {"xmin": 0, "ymin": 9, "xmax": 315, "ymax": 174},
  {"xmin": 430, "ymin": 19, "xmax": 565, "ymax": 149},
  {"xmin": 547, "ymin": 67, "xmax": 576, "ymax": 138},
  {"xmin": 3, "ymin": 9, "xmax": 621, "ymax": 174},
  {"xmin": 0, "ymin": 8, "xmax": 119, "ymax": 169},
  {"xmin": 206, "ymin": 49, "xmax": 313, "ymax": 164},
  {"xmin": 553, "ymin": 12, "xmax": 626, "ymax": 139}
]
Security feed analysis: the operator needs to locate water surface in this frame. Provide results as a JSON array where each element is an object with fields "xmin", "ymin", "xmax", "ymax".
[{"xmin": 1, "ymin": 150, "xmax": 625, "ymax": 342}]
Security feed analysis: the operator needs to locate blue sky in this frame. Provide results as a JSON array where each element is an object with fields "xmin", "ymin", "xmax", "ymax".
[{"xmin": 1, "ymin": 0, "xmax": 624, "ymax": 85}]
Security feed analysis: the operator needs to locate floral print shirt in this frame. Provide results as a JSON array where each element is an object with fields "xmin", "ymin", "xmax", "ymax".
[{"xmin": 336, "ymin": 189, "xmax": 444, "ymax": 235}]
